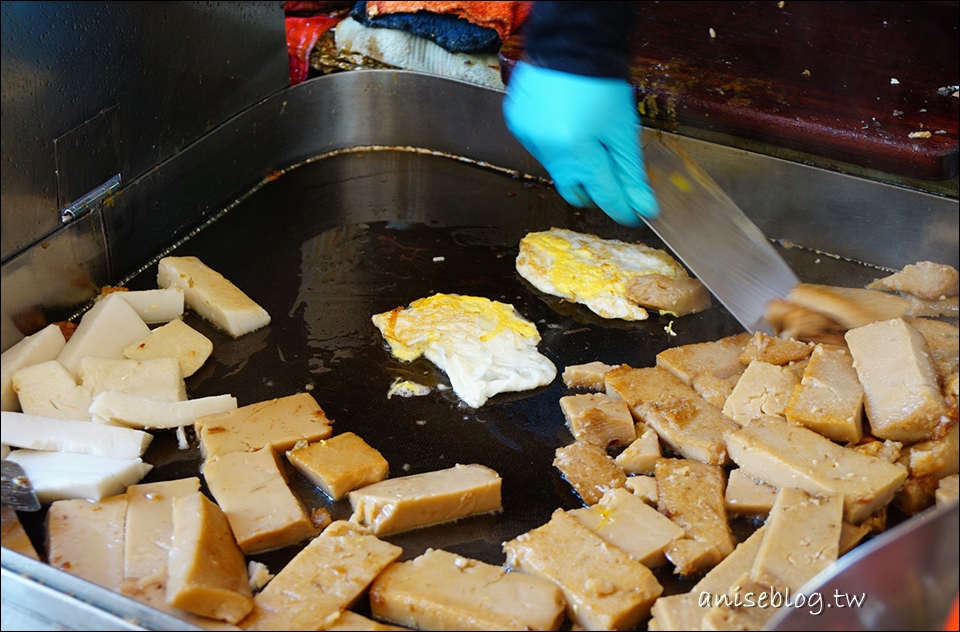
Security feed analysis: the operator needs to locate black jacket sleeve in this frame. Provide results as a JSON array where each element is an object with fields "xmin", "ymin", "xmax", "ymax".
[{"xmin": 522, "ymin": 1, "xmax": 636, "ymax": 79}]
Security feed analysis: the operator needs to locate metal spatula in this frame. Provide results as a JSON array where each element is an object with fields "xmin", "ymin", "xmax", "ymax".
[
  {"xmin": 642, "ymin": 135, "xmax": 800, "ymax": 334},
  {"xmin": 2, "ymin": 459, "xmax": 41, "ymax": 511}
]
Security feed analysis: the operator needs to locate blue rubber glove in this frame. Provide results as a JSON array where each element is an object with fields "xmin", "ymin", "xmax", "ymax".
[{"xmin": 503, "ymin": 62, "xmax": 659, "ymax": 225}]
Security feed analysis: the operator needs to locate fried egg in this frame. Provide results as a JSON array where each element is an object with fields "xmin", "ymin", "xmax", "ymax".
[
  {"xmin": 516, "ymin": 227, "xmax": 689, "ymax": 321},
  {"xmin": 372, "ymin": 294, "xmax": 557, "ymax": 408}
]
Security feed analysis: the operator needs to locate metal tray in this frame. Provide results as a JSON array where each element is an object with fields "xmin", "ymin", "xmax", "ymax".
[{"xmin": 2, "ymin": 70, "xmax": 957, "ymax": 631}]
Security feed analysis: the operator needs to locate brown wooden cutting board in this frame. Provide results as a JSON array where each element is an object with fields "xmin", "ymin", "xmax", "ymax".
[{"xmin": 499, "ymin": 1, "xmax": 958, "ymax": 181}]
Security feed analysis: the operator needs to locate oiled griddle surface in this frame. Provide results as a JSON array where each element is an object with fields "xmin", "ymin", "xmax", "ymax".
[{"xmin": 18, "ymin": 149, "xmax": 891, "ymax": 598}]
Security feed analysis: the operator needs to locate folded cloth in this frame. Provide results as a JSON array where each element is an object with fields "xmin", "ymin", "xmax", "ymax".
[{"xmin": 368, "ymin": 1, "xmax": 532, "ymax": 42}]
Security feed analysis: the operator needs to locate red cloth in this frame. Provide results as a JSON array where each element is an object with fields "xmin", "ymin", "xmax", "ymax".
[
  {"xmin": 367, "ymin": 1, "xmax": 533, "ymax": 42},
  {"xmin": 285, "ymin": 15, "xmax": 342, "ymax": 85}
]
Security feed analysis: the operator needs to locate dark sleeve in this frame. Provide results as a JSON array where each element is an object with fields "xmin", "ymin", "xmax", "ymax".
[{"xmin": 523, "ymin": 1, "xmax": 635, "ymax": 79}]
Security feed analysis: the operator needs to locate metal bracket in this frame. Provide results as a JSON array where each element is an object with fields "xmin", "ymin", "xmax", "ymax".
[{"xmin": 59, "ymin": 173, "xmax": 121, "ymax": 224}]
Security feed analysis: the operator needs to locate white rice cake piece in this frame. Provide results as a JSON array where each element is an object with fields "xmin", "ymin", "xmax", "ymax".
[
  {"xmin": 47, "ymin": 494, "xmax": 129, "ymax": 589},
  {"xmin": 553, "ymin": 440, "xmax": 626, "ymax": 505},
  {"xmin": 724, "ymin": 468, "xmax": 778, "ymax": 517},
  {"xmin": 562, "ymin": 361, "xmax": 621, "ymax": 390},
  {"xmin": 656, "ymin": 458, "xmax": 735, "ymax": 576},
  {"xmin": 1, "ymin": 323, "xmax": 66, "ymax": 411},
  {"xmin": 90, "ymin": 390, "xmax": 237, "ymax": 429},
  {"xmin": 241, "ymin": 521, "xmax": 403, "ymax": 631},
  {"xmin": 568, "ymin": 488, "xmax": 685, "ymax": 568},
  {"xmin": 348, "ymin": 463, "xmax": 501, "ymax": 535},
  {"xmin": 615, "ymin": 424, "xmax": 662, "ymax": 475},
  {"xmin": 7, "ymin": 448, "xmax": 152, "ymax": 503},
  {"xmin": 203, "ymin": 447, "xmax": 316, "ymax": 555},
  {"xmin": 123, "ymin": 318, "xmax": 213, "ymax": 378},
  {"xmin": 503, "ymin": 508, "xmax": 663, "ymax": 631},
  {"xmin": 11, "ymin": 360, "xmax": 92, "ymax": 420},
  {"xmin": 726, "ymin": 416, "xmax": 908, "ymax": 523},
  {"xmin": 167, "ymin": 492, "xmax": 254, "ymax": 624},
  {"xmin": 845, "ymin": 318, "xmax": 949, "ymax": 442},
  {"xmin": 605, "ymin": 365, "xmax": 739, "ymax": 466},
  {"xmin": 751, "ymin": 487, "xmax": 842, "ymax": 591},
  {"xmin": 103, "ymin": 287, "xmax": 185, "ymax": 324},
  {"xmin": 195, "ymin": 392, "xmax": 333, "ymax": 459},
  {"xmin": 157, "ymin": 256, "xmax": 270, "ymax": 338},
  {"xmin": 286, "ymin": 431, "xmax": 388, "ymax": 501},
  {"xmin": 1, "ymin": 507, "xmax": 40, "ymax": 560},
  {"xmin": 369, "ymin": 548, "xmax": 565, "ymax": 631},
  {"xmin": 721, "ymin": 360, "xmax": 799, "ymax": 427},
  {"xmin": 559, "ymin": 392, "xmax": 636, "ymax": 448},
  {"xmin": 1, "ymin": 411, "xmax": 152, "ymax": 459},
  {"xmin": 57, "ymin": 293, "xmax": 152, "ymax": 373},
  {"xmin": 784, "ymin": 344, "xmax": 864, "ymax": 443},
  {"xmin": 656, "ymin": 332, "xmax": 752, "ymax": 385},
  {"xmin": 124, "ymin": 477, "xmax": 201, "ymax": 581},
  {"xmin": 78, "ymin": 356, "xmax": 187, "ymax": 402},
  {"xmin": 624, "ymin": 475, "xmax": 659, "ymax": 505}
]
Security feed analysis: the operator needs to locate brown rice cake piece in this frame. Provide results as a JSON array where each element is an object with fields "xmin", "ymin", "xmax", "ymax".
[
  {"xmin": 727, "ymin": 416, "xmax": 908, "ymax": 523},
  {"xmin": 738, "ymin": 331, "xmax": 814, "ymax": 366},
  {"xmin": 656, "ymin": 458, "xmax": 735, "ymax": 576},
  {"xmin": 0, "ymin": 507, "xmax": 40, "ymax": 560},
  {"xmin": 764, "ymin": 298, "xmax": 848, "ymax": 346},
  {"xmin": 123, "ymin": 318, "xmax": 214, "ymax": 378},
  {"xmin": 553, "ymin": 440, "xmax": 626, "ymax": 505},
  {"xmin": 750, "ymin": 487, "xmax": 842, "ymax": 591},
  {"xmin": 348, "ymin": 463, "xmax": 501, "ymax": 535},
  {"xmin": 568, "ymin": 488, "xmax": 685, "ymax": 568},
  {"xmin": 562, "ymin": 361, "xmax": 621, "ymax": 390},
  {"xmin": 907, "ymin": 317, "xmax": 959, "ymax": 390},
  {"xmin": 117, "ymin": 577, "xmax": 243, "ymax": 630},
  {"xmin": 867, "ymin": 261, "xmax": 959, "ymax": 300},
  {"xmin": 846, "ymin": 318, "xmax": 949, "ymax": 442},
  {"xmin": 786, "ymin": 283, "xmax": 910, "ymax": 329},
  {"xmin": 689, "ymin": 373, "xmax": 740, "ymax": 410},
  {"xmin": 648, "ymin": 593, "xmax": 705, "ymax": 632},
  {"xmin": 721, "ymin": 360, "xmax": 799, "ymax": 427},
  {"xmin": 615, "ymin": 424, "xmax": 662, "ymax": 475},
  {"xmin": 203, "ymin": 447, "xmax": 317, "ymax": 555},
  {"xmin": 606, "ymin": 365, "xmax": 738, "ymax": 466},
  {"xmin": 167, "ymin": 492, "xmax": 253, "ymax": 624},
  {"xmin": 47, "ymin": 494, "xmax": 129, "ymax": 590},
  {"xmin": 503, "ymin": 508, "xmax": 663, "ymax": 631},
  {"xmin": 240, "ymin": 521, "xmax": 403, "ymax": 631},
  {"xmin": 624, "ymin": 475, "xmax": 659, "ymax": 505},
  {"xmin": 693, "ymin": 525, "xmax": 768, "ymax": 597},
  {"xmin": 559, "ymin": 393, "xmax": 636, "ymax": 448},
  {"xmin": 700, "ymin": 573, "xmax": 783, "ymax": 631},
  {"xmin": 369, "ymin": 548, "xmax": 565, "ymax": 631},
  {"xmin": 655, "ymin": 332, "xmax": 752, "ymax": 386},
  {"xmin": 838, "ymin": 521, "xmax": 871, "ymax": 556},
  {"xmin": 851, "ymin": 438, "xmax": 903, "ymax": 464},
  {"xmin": 784, "ymin": 344, "xmax": 865, "ymax": 443},
  {"xmin": 724, "ymin": 469, "xmax": 778, "ymax": 518},
  {"xmin": 326, "ymin": 611, "xmax": 407, "ymax": 631},
  {"xmin": 936, "ymin": 474, "xmax": 959, "ymax": 506},
  {"xmin": 196, "ymin": 392, "xmax": 334, "ymax": 460},
  {"xmin": 624, "ymin": 273, "xmax": 712, "ymax": 315},
  {"xmin": 286, "ymin": 432, "xmax": 389, "ymax": 501},
  {"xmin": 124, "ymin": 477, "xmax": 201, "ymax": 581}
]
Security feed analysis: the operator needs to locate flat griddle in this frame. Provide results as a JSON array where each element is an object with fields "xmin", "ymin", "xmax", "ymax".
[{"xmin": 15, "ymin": 147, "xmax": 898, "ymax": 617}]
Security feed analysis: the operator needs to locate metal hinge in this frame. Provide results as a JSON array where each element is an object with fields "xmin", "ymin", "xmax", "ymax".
[{"xmin": 59, "ymin": 173, "xmax": 122, "ymax": 224}]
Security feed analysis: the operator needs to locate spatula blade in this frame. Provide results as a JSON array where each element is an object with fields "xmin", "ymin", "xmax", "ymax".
[
  {"xmin": 642, "ymin": 135, "xmax": 799, "ymax": 334},
  {"xmin": 2, "ymin": 459, "xmax": 41, "ymax": 512}
]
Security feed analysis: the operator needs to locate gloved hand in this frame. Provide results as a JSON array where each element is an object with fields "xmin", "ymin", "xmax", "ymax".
[{"xmin": 503, "ymin": 61, "xmax": 659, "ymax": 225}]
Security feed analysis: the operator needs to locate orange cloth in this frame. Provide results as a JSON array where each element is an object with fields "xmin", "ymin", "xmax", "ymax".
[{"xmin": 367, "ymin": 1, "xmax": 532, "ymax": 42}]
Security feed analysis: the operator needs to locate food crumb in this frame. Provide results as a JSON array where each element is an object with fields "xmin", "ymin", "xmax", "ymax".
[
  {"xmin": 778, "ymin": 1, "xmax": 785, "ymax": 7},
  {"xmin": 709, "ymin": 27, "xmax": 716, "ymax": 39},
  {"xmin": 802, "ymin": 69, "xmax": 811, "ymax": 77},
  {"xmin": 433, "ymin": 256, "xmax": 445, "ymax": 262},
  {"xmin": 908, "ymin": 131, "xmax": 932, "ymax": 139},
  {"xmin": 890, "ymin": 78, "xmax": 900, "ymax": 85},
  {"xmin": 664, "ymin": 320, "xmax": 677, "ymax": 336},
  {"xmin": 402, "ymin": 463, "xmax": 411, "ymax": 472}
]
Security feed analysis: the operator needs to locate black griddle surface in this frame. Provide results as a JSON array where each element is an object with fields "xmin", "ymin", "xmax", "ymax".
[{"xmin": 19, "ymin": 149, "xmax": 894, "ymax": 609}]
